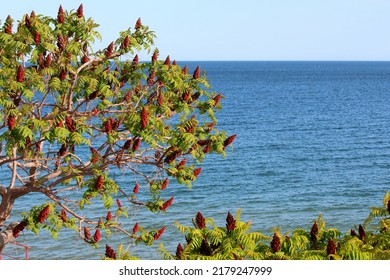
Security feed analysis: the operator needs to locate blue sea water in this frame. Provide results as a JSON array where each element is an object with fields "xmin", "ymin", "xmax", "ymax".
[{"xmin": 4, "ymin": 61, "xmax": 390, "ymax": 259}]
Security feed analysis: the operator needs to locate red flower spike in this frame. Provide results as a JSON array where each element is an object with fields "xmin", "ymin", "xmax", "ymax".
[
  {"xmin": 84, "ymin": 227, "xmax": 91, "ymax": 239},
  {"xmin": 193, "ymin": 66, "xmax": 200, "ymax": 79},
  {"xmin": 195, "ymin": 212, "xmax": 206, "ymax": 229},
  {"xmin": 57, "ymin": 144, "xmax": 67, "ymax": 157},
  {"xmin": 133, "ymin": 183, "xmax": 139, "ymax": 194},
  {"xmin": 193, "ymin": 167, "xmax": 202, "ymax": 178},
  {"xmin": 161, "ymin": 197, "xmax": 174, "ymax": 211},
  {"xmin": 122, "ymin": 35, "xmax": 130, "ymax": 50},
  {"xmin": 213, "ymin": 93, "xmax": 222, "ymax": 106},
  {"xmin": 116, "ymin": 199, "xmax": 122, "ymax": 208},
  {"xmin": 93, "ymin": 229, "xmax": 101, "ymax": 243},
  {"xmin": 12, "ymin": 220, "xmax": 27, "ymax": 238},
  {"xmin": 25, "ymin": 14, "xmax": 31, "ymax": 28},
  {"xmin": 37, "ymin": 205, "xmax": 50, "ymax": 223},
  {"xmin": 65, "ymin": 116, "xmax": 75, "ymax": 132},
  {"xmin": 95, "ymin": 175, "xmax": 104, "ymax": 190},
  {"xmin": 5, "ymin": 15, "xmax": 12, "ymax": 34},
  {"xmin": 132, "ymin": 54, "xmax": 139, "ymax": 67},
  {"xmin": 147, "ymin": 70, "xmax": 155, "ymax": 86},
  {"xmin": 77, "ymin": 4, "xmax": 84, "ymax": 18},
  {"xmin": 34, "ymin": 30, "xmax": 41, "ymax": 45},
  {"xmin": 45, "ymin": 54, "xmax": 52, "ymax": 68},
  {"xmin": 226, "ymin": 211, "xmax": 236, "ymax": 232},
  {"xmin": 358, "ymin": 224, "xmax": 365, "ymax": 241},
  {"xmin": 135, "ymin": 18, "xmax": 142, "ymax": 29},
  {"xmin": 161, "ymin": 178, "xmax": 169, "ymax": 190},
  {"xmin": 152, "ymin": 50, "xmax": 158, "ymax": 63},
  {"xmin": 140, "ymin": 107, "xmax": 148, "ymax": 129},
  {"xmin": 182, "ymin": 65, "xmax": 188, "ymax": 75},
  {"xmin": 203, "ymin": 144, "xmax": 211, "ymax": 154},
  {"xmin": 326, "ymin": 238, "xmax": 337, "ymax": 256},
  {"xmin": 105, "ymin": 244, "xmax": 116, "ymax": 259},
  {"xmin": 132, "ymin": 137, "xmax": 141, "ymax": 151},
  {"xmin": 387, "ymin": 198, "xmax": 390, "ymax": 214},
  {"xmin": 153, "ymin": 226, "xmax": 166, "ymax": 240},
  {"xmin": 310, "ymin": 222, "xmax": 319, "ymax": 242},
  {"xmin": 177, "ymin": 158, "xmax": 187, "ymax": 169},
  {"xmin": 157, "ymin": 93, "xmax": 163, "ymax": 106},
  {"xmin": 123, "ymin": 139, "xmax": 132, "ymax": 150},
  {"xmin": 223, "ymin": 134, "xmax": 237, "ymax": 150},
  {"xmin": 164, "ymin": 55, "xmax": 171, "ymax": 67},
  {"xmin": 57, "ymin": 5, "xmax": 65, "ymax": 23},
  {"xmin": 106, "ymin": 42, "xmax": 114, "ymax": 58},
  {"xmin": 270, "ymin": 233, "xmax": 281, "ymax": 253},
  {"xmin": 59, "ymin": 209, "xmax": 67, "ymax": 222},
  {"xmin": 7, "ymin": 116, "xmax": 15, "ymax": 130},
  {"xmin": 106, "ymin": 211, "xmax": 112, "ymax": 221},
  {"xmin": 132, "ymin": 223, "xmax": 139, "ymax": 234},
  {"xmin": 17, "ymin": 65, "xmax": 25, "ymax": 83},
  {"xmin": 176, "ymin": 243, "xmax": 183, "ymax": 259}
]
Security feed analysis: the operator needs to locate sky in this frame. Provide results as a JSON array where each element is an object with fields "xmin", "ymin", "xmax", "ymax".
[{"xmin": 0, "ymin": 0, "xmax": 389, "ymax": 61}]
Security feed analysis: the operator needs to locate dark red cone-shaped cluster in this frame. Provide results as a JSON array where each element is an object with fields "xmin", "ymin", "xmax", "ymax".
[
  {"xmin": 176, "ymin": 243, "xmax": 183, "ymax": 259},
  {"xmin": 57, "ymin": 5, "xmax": 65, "ymax": 23},
  {"xmin": 77, "ymin": 4, "xmax": 84, "ymax": 18},
  {"xmin": 7, "ymin": 116, "xmax": 15, "ymax": 130},
  {"xmin": 195, "ymin": 212, "xmax": 206, "ymax": 229},
  {"xmin": 147, "ymin": 70, "xmax": 155, "ymax": 86},
  {"xmin": 132, "ymin": 54, "xmax": 139, "ymax": 67},
  {"xmin": 350, "ymin": 229, "xmax": 357, "ymax": 237},
  {"xmin": 135, "ymin": 18, "xmax": 142, "ymax": 29},
  {"xmin": 34, "ymin": 30, "xmax": 41, "ymax": 45},
  {"xmin": 45, "ymin": 54, "xmax": 52, "ymax": 68},
  {"xmin": 116, "ymin": 199, "xmax": 122, "ymax": 208},
  {"xmin": 152, "ymin": 50, "xmax": 158, "ymax": 63},
  {"xmin": 213, "ymin": 93, "xmax": 222, "ymax": 106},
  {"xmin": 132, "ymin": 137, "xmax": 141, "ymax": 151},
  {"xmin": 164, "ymin": 150, "xmax": 182, "ymax": 164},
  {"xmin": 65, "ymin": 116, "xmax": 75, "ymax": 132},
  {"xmin": 106, "ymin": 211, "xmax": 112, "ymax": 221},
  {"xmin": 193, "ymin": 167, "xmax": 202, "ymax": 178},
  {"xmin": 193, "ymin": 66, "xmax": 200, "ymax": 79},
  {"xmin": 123, "ymin": 139, "xmax": 132, "ymax": 150},
  {"xmin": 387, "ymin": 198, "xmax": 390, "ymax": 214},
  {"xmin": 270, "ymin": 233, "xmax": 281, "ymax": 253},
  {"xmin": 57, "ymin": 144, "xmax": 67, "ymax": 157},
  {"xmin": 226, "ymin": 211, "xmax": 236, "ymax": 232},
  {"xmin": 95, "ymin": 175, "xmax": 104, "ymax": 190},
  {"xmin": 140, "ymin": 107, "xmax": 148, "ymax": 129},
  {"xmin": 161, "ymin": 178, "xmax": 169, "ymax": 190},
  {"xmin": 164, "ymin": 55, "xmax": 170, "ymax": 67},
  {"xmin": 59, "ymin": 70, "xmax": 67, "ymax": 81},
  {"xmin": 310, "ymin": 222, "xmax": 319, "ymax": 242},
  {"xmin": 199, "ymin": 239, "xmax": 212, "ymax": 256},
  {"xmin": 153, "ymin": 226, "xmax": 166, "ymax": 240},
  {"xmin": 4, "ymin": 15, "xmax": 12, "ymax": 34},
  {"xmin": 358, "ymin": 224, "xmax": 365, "ymax": 241},
  {"xmin": 106, "ymin": 42, "xmax": 114, "ymax": 58},
  {"xmin": 84, "ymin": 227, "xmax": 91, "ymax": 239},
  {"xmin": 59, "ymin": 209, "xmax": 67, "ymax": 222},
  {"xmin": 223, "ymin": 134, "xmax": 237, "ymax": 150},
  {"xmin": 25, "ymin": 14, "xmax": 31, "ymax": 28},
  {"xmin": 37, "ymin": 205, "xmax": 50, "ymax": 223},
  {"xmin": 12, "ymin": 220, "xmax": 27, "ymax": 238},
  {"xmin": 17, "ymin": 65, "xmax": 25, "ymax": 83},
  {"xmin": 132, "ymin": 223, "xmax": 139, "ymax": 234},
  {"xmin": 177, "ymin": 158, "xmax": 186, "ymax": 169},
  {"xmin": 122, "ymin": 35, "xmax": 130, "ymax": 50},
  {"xmin": 326, "ymin": 238, "xmax": 337, "ymax": 256},
  {"xmin": 93, "ymin": 229, "xmax": 101, "ymax": 243},
  {"xmin": 133, "ymin": 183, "xmax": 139, "ymax": 194},
  {"xmin": 161, "ymin": 197, "xmax": 174, "ymax": 211},
  {"xmin": 183, "ymin": 65, "xmax": 188, "ymax": 75},
  {"xmin": 57, "ymin": 34, "xmax": 66, "ymax": 52},
  {"xmin": 105, "ymin": 244, "xmax": 116, "ymax": 259}
]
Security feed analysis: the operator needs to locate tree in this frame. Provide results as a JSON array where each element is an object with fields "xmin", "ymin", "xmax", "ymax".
[{"xmin": 0, "ymin": 5, "xmax": 235, "ymax": 258}]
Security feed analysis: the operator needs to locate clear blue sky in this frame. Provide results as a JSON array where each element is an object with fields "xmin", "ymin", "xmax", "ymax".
[{"xmin": 1, "ymin": 0, "xmax": 389, "ymax": 61}]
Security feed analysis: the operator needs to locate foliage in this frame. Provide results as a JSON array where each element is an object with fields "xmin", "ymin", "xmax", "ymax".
[
  {"xmin": 0, "ymin": 5, "xmax": 235, "ymax": 257},
  {"xmin": 161, "ymin": 192, "xmax": 390, "ymax": 260}
]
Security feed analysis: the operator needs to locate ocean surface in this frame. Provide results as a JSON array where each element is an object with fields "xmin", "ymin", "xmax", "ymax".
[{"xmin": 3, "ymin": 61, "xmax": 390, "ymax": 259}]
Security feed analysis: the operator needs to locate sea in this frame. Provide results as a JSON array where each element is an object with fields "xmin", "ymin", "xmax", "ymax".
[{"xmin": 3, "ymin": 61, "xmax": 390, "ymax": 259}]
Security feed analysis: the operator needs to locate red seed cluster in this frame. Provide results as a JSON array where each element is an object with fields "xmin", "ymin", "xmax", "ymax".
[
  {"xmin": 25, "ymin": 14, "xmax": 31, "ymax": 28},
  {"xmin": 37, "ymin": 205, "xmax": 50, "ymax": 223},
  {"xmin": 310, "ymin": 222, "xmax": 319, "ymax": 242},
  {"xmin": 57, "ymin": 5, "xmax": 65, "ymax": 23},
  {"xmin": 161, "ymin": 197, "xmax": 174, "ymax": 211},
  {"xmin": 57, "ymin": 144, "xmax": 67, "ymax": 157},
  {"xmin": 45, "ymin": 54, "xmax": 52, "ymax": 68},
  {"xmin": 177, "ymin": 158, "xmax": 187, "ymax": 169},
  {"xmin": 65, "ymin": 116, "xmax": 75, "ymax": 132},
  {"xmin": 116, "ymin": 199, "xmax": 122, "ymax": 208},
  {"xmin": 152, "ymin": 50, "xmax": 158, "ymax": 63},
  {"xmin": 133, "ymin": 183, "xmax": 139, "ymax": 194},
  {"xmin": 77, "ymin": 4, "xmax": 84, "ymax": 18},
  {"xmin": 135, "ymin": 18, "xmax": 142, "ymax": 30},
  {"xmin": 140, "ymin": 107, "xmax": 148, "ymax": 129},
  {"xmin": 7, "ymin": 116, "xmax": 15, "ymax": 130},
  {"xmin": 164, "ymin": 56, "xmax": 170, "ymax": 67},
  {"xmin": 132, "ymin": 54, "xmax": 139, "ymax": 67},
  {"xmin": 84, "ymin": 227, "xmax": 91, "ymax": 239},
  {"xmin": 176, "ymin": 243, "xmax": 183, "ymax": 259},
  {"xmin": 182, "ymin": 65, "xmax": 188, "ymax": 75},
  {"xmin": 59, "ymin": 209, "xmax": 67, "ymax": 222},
  {"xmin": 12, "ymin": 220, "xmax": 27, "ymax": 238},
  {"xmin": 226, "ymin": 211, "xmax": 236, "ymax": 232},
  {"xmin": 95, "ymin": 175, "xmax": 104, "ymax": 190},
  {"xmin": 358, "ymin": 224, "xmax": 365, "ymax": 241},
  {"xmin": 5, "ymin": 15, "xmax": 12, "ymax": 34},
  {"xmin": 34, "ymin": 30, "xmax": 41, "ymax": 45},
  {"xmin": 147, "ymin": 70, "xmax": 156, "ymax": 86},
  {"xmin": 105, "ymin": 244, "xmax": 116, "ymax": 259},
  {"xmin": 164, "ymin": 150, "xmax": 182, "ymax": 164},
  {"xmin": 270, "ymin": 233, "xmax": 281, "ymax": 253},
  {"xmin": 387, "ymin": 199, "xmax": 390, "ymax": 214},
  {"xmin": 193, "ymin": 167, "xmax": 202, "ymax": 178},
  {"xmin": 132, "ymin": 137, "xmax": 141, "ymax": 151},
  {"xmin": 326, "ymin": 238, "xmax": 337, "ymax": 255},
  {"xmin": 93, "ymin": 229, "xmax": 101, "ymax": 243},
  {"xmin": 153, "ymin": 226, "xmax": 166, "ymax": 240},
  {"xmin": 193, "ymin": 66, "xmax": 200, "ymax": 79},
  {"xmin": 106, "ymin": 42, "xmax": 114, "ymax": 58},
  {"xmin": 195, "ymin": 212, "xmax": 206, "ymax": 229},
  {"xmin": 57, "ymin": 34, "xmax": 66, "ymax": 52},
  {"xmin": 59, "ymin": 70, "xmax": 67, "ymax": 80},
  {"xmin": 122, "ymin": 35, "xmax": 130, "ymax": 50},
  {"xmin": 161, "ymin": 178, "xmax": 169, "ymax": 190},
  {"xmin": 213, "ymin": 93, "xmax": 222, "ymax": 106},
  {"xmin": 17, "ymin": 65, "xmax": 25, "ymax": 83},
  {"xmin": 106, "ymin": 211, "xmax": 112, "ymax": 221},
  {"xmin": 223, "ymin": 134, "xmax": 237, "ymax": 148},
  {"xmin": 133, "ymin": 223, "xmax": 139, "ymax": 234}
]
